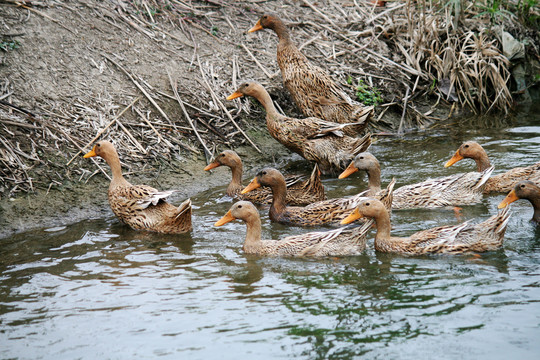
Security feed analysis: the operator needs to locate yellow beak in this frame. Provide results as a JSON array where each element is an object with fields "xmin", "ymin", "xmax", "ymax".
[
  {"xmin": 444, "ymin": 150, "xmax": 464, "ymax": 167},
  {"xmin": 204, "ymin": 161, "xmax": 221, "ymax": 171},
  {"xmin": 83, "ymin": 145, "xmax": 97, "ymax": 158},
  {"xmin": 498, "ymin": 189, "xmax": 519, "ymax": 209},
  {"xmin": 215, "ymin": 210, "xmax": 236, "ymax": 226},
  {"xmin": 241, "ymin": 177, "xmax": 261, "ymax": 194},
  {"xmin": 248, "ymin": 19, "xmax": 263, "ymax": 33},
  {"xmin": 339, "ymin": 162, "xmax": 359, "ymax": 179},
  {"xmin": 226, "ymin": 91, "xmax": 244, "ymax": 100},
  {"xmin": 340, "ymin": 208, "xmax": 363, "ymax": 225}
]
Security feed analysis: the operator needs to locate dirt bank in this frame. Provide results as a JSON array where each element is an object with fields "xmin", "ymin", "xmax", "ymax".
[{"xmin": 1, "ymin": 0, "xmax": 538, "ymax": 238}]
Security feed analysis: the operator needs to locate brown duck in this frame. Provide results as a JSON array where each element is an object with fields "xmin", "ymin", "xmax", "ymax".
[
  {"xmin": 241, "ymin": 167, "xmax": 395, "ymax": 227},
  {"xmin": 342, "ymin": 198, "xmax": 511, "ymax": 255},
  {"xmin": 204, "ymin": 149, "xmax": 325, "ymax": 205},
  {"xmin": 84, "ymin": 140, "xmax": 192, "ymax": 234},
  {"xmin": 339, "ymin": 152, "xmax": 494, "ymax": 209},
  {"xmin": 215, "ymin": 201, "xmax": 373, "ymax": 257},
  {"xmin": 227, "ymin": 81, "xmax": 371, "ymax": 174},
  {"xmin": 445, "ymin": 141, "xmax": 540, "ymax": 194},
  {"xmin": 248, "ymin": 14, "xmax": 373, "ymax": 135},
  {"xmin": 498, "ymin": 180, "xmax": 540, "ymax": 223}
]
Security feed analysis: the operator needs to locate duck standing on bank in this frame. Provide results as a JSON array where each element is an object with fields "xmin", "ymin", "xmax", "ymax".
[
  {"xmin": 227, "ymin": 81, "xmax": 371, "ymax": 173},
  {"xmin": 204, "ymin": 149, "xmax": 325, "ymax": 205},
  {"xmin": 248, "ymin": 14, "xmax": 373, "ymax": 135},
  {"xmin": 84, "ymin": 140, "xmax": 192, "ymax": 234}
]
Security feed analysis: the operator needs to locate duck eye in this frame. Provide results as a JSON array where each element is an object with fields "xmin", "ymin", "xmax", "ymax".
[
  {"xmin": 520, "ymin": 184, "xmax": 525, "ymax": 188},
  {"xmin": 220, "ymin": 153, "xmax": 225, "ymax": 157},
  {"xmin": 263, "ymin": 15, "xmax": 267, "ymax": 19},
  {"xmin": 262, "ymin": 171, "xmax": 266, "ymax": 175},
  {"xmin": 464, "ymin": 144, "xmax": 469, "ymax": 148},
  {"xmin": 96, "ymin": 143, "xmax": 101, "ymax": 147},
  {"xmin": 238, "ymin": 205, "xmax": 242, "ymax": 208},
  {"xmin": 365, "ymin": 202, "xmax": 370, "ymax": 206}
]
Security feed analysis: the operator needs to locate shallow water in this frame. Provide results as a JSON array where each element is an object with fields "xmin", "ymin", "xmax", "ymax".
[{"xmin": 1, "ymin": 106, "xmax": 540, "ymax": 359}]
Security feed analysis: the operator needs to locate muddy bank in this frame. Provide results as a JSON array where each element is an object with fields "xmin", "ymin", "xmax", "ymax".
[
  {"xmin": 0, "ymin": 134, "xmax": 299, "ymax": 238},
  {"xmin": 1, "ymin": 1, "xmax": 539, "ymax": 237}
]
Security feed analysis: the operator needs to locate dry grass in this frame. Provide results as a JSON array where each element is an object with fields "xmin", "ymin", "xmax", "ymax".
[
  {"xmin": 0, "ymin": 0, "xmax": 536, "ymax": 195},
  {"xmin": 396, "ymin": 0, "xmax": 514, "ymax": 114}
]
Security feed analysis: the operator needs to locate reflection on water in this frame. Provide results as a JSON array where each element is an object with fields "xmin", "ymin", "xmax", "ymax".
[{"xmin": 1, "ymin": 107, "xmax": 540, "ymax": 359}]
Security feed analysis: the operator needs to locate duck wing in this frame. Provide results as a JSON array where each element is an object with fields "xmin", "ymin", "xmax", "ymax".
[{"xmin": 393, "ymin": 166, "xmax": 494, "ymax": 209}]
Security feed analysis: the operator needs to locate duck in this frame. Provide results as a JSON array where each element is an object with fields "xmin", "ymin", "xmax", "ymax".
[
  {"xmin": 241, "ymin": 167, "xmax": 395, "ymax": 227},
  {"xmin": 341, "ymin": 198, "xmax": 511, "ymax": 254},
  {"xmin": 227, "ymin": 81, "xmax": 371, "ymax": 174},
  {"xmin": 498, "ymin": 180, "xmax": 540, "ymax": 223},
  {"xmin": 339, "ymin": 152, "xmax": 494, "ymax": 209},
  {"xmin": 445, "ymin": 141, "xmax": 540, "ymax": 194},
  {"xmin": 83, "ymin": 140, "xmax": 192, "ymax": 234},
  {"xmin": 248, "ymin": 14, "xmax": 373, "ymax": 135},
  {"xmin": 214, "ymin": 201, "xmax": 373, "ymax": 257},
  {"xmin": 204, "ymin": 149, "xmax": 325, "ymax": 205}
]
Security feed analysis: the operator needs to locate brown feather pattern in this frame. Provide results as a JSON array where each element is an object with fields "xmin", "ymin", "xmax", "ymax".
[
  {"xmin": 347, "ymin": 198, "xmax": 511, "ymax": 255},
  {"xmin": 343, "ymin": 152, "xmax": 494, "ymax": 209},
  {"xmin": 244, "ymin": 167, "xmax": 395, "ymax": 227},
  {"xmin": 85, "ymin": 140, "xmax": 192, "ymax": 234},
  {"xmin": 251, "ymin": 14, "xmax": 373, "ymax": 136},
  {"xmin": 446, "ymin": 141, "xmax": 540, "ymax": 194},
  {"xmin": 228, "ymin": 82, "xmax": 371, "ymax": 174},
  {"xmin": 205, "ymin": 150, "xmax": 325, "ymax": 205}
]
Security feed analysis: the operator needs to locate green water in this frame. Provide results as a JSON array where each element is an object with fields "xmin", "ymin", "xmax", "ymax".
[{"xmin": 1, "ymin": 106, "xmax": 540, "ymax": 359}]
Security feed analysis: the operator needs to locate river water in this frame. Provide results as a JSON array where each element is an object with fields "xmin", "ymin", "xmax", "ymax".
[{"xmin": 1, "ymin": 105, "xmax": 539, "ymax": 359}]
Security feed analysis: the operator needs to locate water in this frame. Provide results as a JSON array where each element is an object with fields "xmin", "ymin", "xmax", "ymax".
[{"xmin": 1, "ymin": 107, "xmax": 540, "ymax": 359}]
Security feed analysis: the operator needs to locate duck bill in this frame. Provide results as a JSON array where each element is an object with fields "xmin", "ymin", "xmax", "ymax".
[
  {"xmin": 215, "ymin": 210, "xmax": 236, "ymax": 226},
  {"xmin": 338, "ymin": 162, "xmax": 359, "ymax": 179},
  {"xmin": 226, "ymin": 91, "xmax": 244, "ymax": 100},
  {"xmin": 83, "ymin": 145, "xmax": 97, "ymax": 158},
  {"xmin": 248, "ymin": 19, "xmax": 263, "ymax": 33},
  {"xmin": 204, "ymin": 161, "xmax": 221, "ymax": 171},
  {"xmin": 241, "ymin": 178, "xmax": 261, "ymax": 194},
  {"xmin": 444, "ymin": 151, "xmax": 464, "ymax": 167},
  {"xmin": 498, "ymin": 189, "xmax": 519, "ymax": 209},
  {"xmin": 341, "ymin": 208, "xmax": 364, "ymax": 225}
]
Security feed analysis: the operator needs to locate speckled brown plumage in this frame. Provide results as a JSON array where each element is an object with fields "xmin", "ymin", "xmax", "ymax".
[
  {"xmin": 215, "ymin": 201, "xmax": 373, "ymax": 257},
  {"xmin": 248, "ymin": 14, "xmax": 373, "ymax": 136},
  {"xmin": 84, "ymin": 140, "xmax": 192, "ymax": 234},
  {"xmin": 340, "ymin": 152, "xmax": 493, "ymax": 209},
  {"xmin": 499, "ymin": 180, "xmax": 540, "ymax": 223},
  {"xmin": 204, "ymin": 149, "xmax": 325, "ymax": 205},
  {"xmin": 227, "ymin": 82, "xmax": 371, "ymax": 174},
  {"xmin": 445, "ymin": 141, "xmax": 540, "ymax": 194},
  {"xmin": 342, "ymin": 198, "xmax": 511, "ymax": 255},
  {"xmin": 242, "ymin": 167, "xmax": 395, "ymax": 227}
]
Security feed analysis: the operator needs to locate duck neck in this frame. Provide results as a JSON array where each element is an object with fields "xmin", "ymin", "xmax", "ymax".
[
  {"xmin": 269, "ymin": 180, "xmax": 288, "ymax": 221},
  {"xmin": 243, "ymin": 213, "xmax": 263, "ymax": 252},
  {"xmin": 472, "ymin": 151, "xmax": 491, "ymax": 172},
  {"xmin": 372, "ymin": 210, "xmax": 393, "ymax": 245},
  {"xmin": 529, "ymin": 195, "xmax": 540, "ymax": 223},
  {"xmin": 103, "ymin": 151, "xmax": 128, "ymax": 187},
  {"xmin": 366, "ymin": 166, "xmax": 382, "ymax": 194},
  {"xmin": 253, "ymin": 89, "xmax": 279, "ymax": 118},
  {"xmin": 227, "ymin": 162, "xmax": 244, "ymax": 195},
  {"xmin": 272, "ymin": 20, "xmax": 291, "ymax": 44}
]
